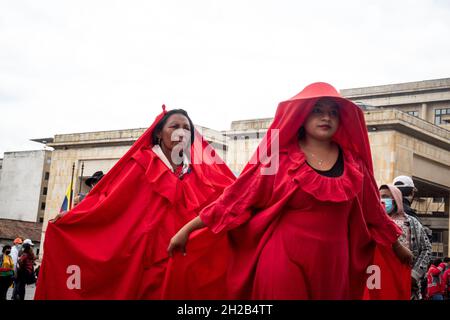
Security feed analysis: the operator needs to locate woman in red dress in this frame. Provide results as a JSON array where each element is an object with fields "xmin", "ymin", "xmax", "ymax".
[
  {"xmin": 35, "ymin": 106, "xmax": 235, "ymax": 299},
  {"xmin": 168, "ymin": 82, "xmax": 412, "ymax": 299}
]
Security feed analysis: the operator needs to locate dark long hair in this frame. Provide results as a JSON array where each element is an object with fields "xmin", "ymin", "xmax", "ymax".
[{"xmin": 151, "ymin": 109, "xmax": 195, "ymax": 146}]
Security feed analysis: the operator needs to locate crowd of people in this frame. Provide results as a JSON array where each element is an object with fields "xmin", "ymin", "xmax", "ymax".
[{"xmin": 3, "ymin": 82, "xmax": 448, "ymax": 300}]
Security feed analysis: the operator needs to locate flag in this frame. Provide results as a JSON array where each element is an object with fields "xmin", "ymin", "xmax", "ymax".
[{"xmin": 59, "ymin": 181, "xmax": 73, "ymax": 213}]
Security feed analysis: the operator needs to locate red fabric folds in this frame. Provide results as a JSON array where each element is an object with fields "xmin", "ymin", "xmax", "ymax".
[
  {"xmin": 365, "ymin": 245, "xmax": 411, "ymax": 300},
  {"xmin": 196, "ymin": 82, "xmax": 403, "ymax": 299},
  {"xmin": 35, "ymin": 107, "xmax": 235, "ymax": 300}
]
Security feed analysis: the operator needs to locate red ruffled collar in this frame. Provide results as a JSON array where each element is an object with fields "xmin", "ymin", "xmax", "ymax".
[
  {"xmin": 286, "ymin": 141, "xmax": 364, "ymax": 203},
  {"xmin": 131, "ymin": 146, "xmax": 217, "ymax": 212}
]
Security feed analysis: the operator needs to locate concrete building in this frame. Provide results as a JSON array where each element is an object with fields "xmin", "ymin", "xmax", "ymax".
[
  {"xmin": 341, "ymin": 78, "xmax": 450, "ymax": 130},
  {"xmin": 0, "ymin": 150, "xmax": 51, "ymax": 223},
  {"xmin": 0, "ymin": 150, "xmax": 50, "ymax": 253}
]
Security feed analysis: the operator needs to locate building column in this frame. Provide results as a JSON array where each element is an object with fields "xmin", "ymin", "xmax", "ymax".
[{"xmin": 446, "ymin": 194, "xmax": 450, "ymax": 256}]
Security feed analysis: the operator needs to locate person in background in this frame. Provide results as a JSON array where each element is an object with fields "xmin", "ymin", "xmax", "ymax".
[
  {"xmin": 0, "ymin": 245, "xmax": 14, "ymax": 300},
  {"xmin": 379, "ymin": 184, "xmax": 432, "ymax": 300},
  {"xmin": 85, "ymin": 171, "xmax": 104, "ymax": 190},
  {"xmin": 10, "ymin": 237, "xmax": 23, "ymax": 299},
  {"xmin": 393, "ymin": 175, "xmax": 419, "ymax": 220},
  {"xmin": 15, "ymin": 239, "xmax": 36, "ymax": 300}
]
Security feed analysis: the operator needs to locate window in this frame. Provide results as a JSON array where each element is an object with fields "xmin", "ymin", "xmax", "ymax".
[
  {"xmin": 433, "ymin": 197, "xmax": 444, "ymax": 203},
  {"xmin": 431, "ymin": 230, "xmax": 443, "ymax": 243},
  {"xmin": 434, "ymin": 108, "xmax": 450, "ymax": 125},
  {"xmin": 44, "ymin": 172, "xmax": 50, "ymax": 180},
  {"xmin": 43, "ymin": 187, "xmax": 47, "ymax": 195},
  {"xmin": 41, "ymin": 202, "xmax": 46, "ymax": 210},
  {"xmin": 39, "ymin": 217, "xmax": 44, "ymax": 223},
  {"xmin": 406, "ymin": 111, "xmax": 419, "ymax": 117}
]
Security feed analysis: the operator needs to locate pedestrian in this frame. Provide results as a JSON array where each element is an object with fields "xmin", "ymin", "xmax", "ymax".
[
  {"xmin": 16, "ymin": 239, "xmax": 36, "ymax": 300},
  {"xmin": 85, "ymin": 171, "xmax": 104, "ymax": 189},
  {"xmin": 10, "ymin": 237, "xmax": 23, "ymax": 300},
  {"xmin": 0, "ymin": 245, "xmax": 15, "ymax": 300},
  {"xmin": 168, "ymin": 82, "xmax": 411, "ymax": 299},
  {"xmin": 35, "ymin": 107, "xmax": 236, "ymax": 299},
  {"xmin": 393, "ymin": 175, "xmax": 419, "ymax": 220},
  {"xmin": 379, "ymin": 184, "xmax": 432, "ymax": 299}
]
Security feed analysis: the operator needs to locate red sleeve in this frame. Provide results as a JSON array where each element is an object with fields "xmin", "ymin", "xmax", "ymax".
[
  {"xmin": 443, "ymin": 269, "xmax": 449, "ymax": 282},
  {"xmin": 200, "ymin": 164, "xmax": 274, "ymax": 234},
  {"xmin": 360, "ymin": 164, "xmax": 401, "ymax": 246}
]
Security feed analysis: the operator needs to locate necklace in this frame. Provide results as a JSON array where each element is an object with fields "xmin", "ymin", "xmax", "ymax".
[{"xmin": 308, "ymin": 152, "xmax": 326, "ymax": 167}]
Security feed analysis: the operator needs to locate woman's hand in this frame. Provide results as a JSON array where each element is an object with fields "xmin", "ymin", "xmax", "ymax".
[
  {"xmin": 392, "ymin": 240, "xmax": 414, "ymax": 266},
  {"xmin": 167, "ymin": 228, "xmax": 190, "ymax": 257},
  {"xmin": 167, "ymin": 216, "xmax": 206, "ymax": 257}
]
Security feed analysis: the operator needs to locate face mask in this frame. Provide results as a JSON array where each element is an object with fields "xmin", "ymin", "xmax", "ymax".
[{"xmin": 382, "ymin": 198, "xmax": 394, "ymax": 214}]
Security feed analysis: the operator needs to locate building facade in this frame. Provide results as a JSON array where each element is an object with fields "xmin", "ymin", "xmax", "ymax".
[{"xmin": 0, "ymin": 150, "xmax": 51, "ymax": 223}]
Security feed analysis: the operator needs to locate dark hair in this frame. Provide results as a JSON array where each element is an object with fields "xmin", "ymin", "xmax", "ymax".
[
  {"xmin": 2, "ymin": 245, "xmax": 11, "ymax": 253},
  {"xmin": 151, "ymin": 109, "xmax": 195, "ymax": 146},
  {"xmin": 443, "ymin": 257, "xmax": 450, "ymax": 263},
  {"xmin": 297, "ymin": 126, "xmax": 305, "ymax": 140},
  {"xmin": 22, "ymin": 244, "xmax": 36, "ymax": 260}
]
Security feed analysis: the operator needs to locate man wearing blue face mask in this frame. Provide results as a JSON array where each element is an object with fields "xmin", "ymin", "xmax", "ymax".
[{"xmin": 379, "ymin": 184, "xmax": 432, "ymax": 300}]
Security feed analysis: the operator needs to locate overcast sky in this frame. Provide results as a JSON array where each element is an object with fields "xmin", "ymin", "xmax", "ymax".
[{"xmin": 1, "ymin": 0, "xmax": 449, "ymax": 157}]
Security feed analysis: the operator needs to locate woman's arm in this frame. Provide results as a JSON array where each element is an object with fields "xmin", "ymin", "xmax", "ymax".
[
  {"xmin": 168, "ymin": 163, "xmax": 275, "ymax": 257},
  {"xmin": 411, "ymin": 219, "xmax": 432, "ymax": 281}
]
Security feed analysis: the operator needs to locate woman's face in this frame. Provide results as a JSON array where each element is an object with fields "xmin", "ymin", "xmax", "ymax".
[
  {"xmin": 158, "ymin": 114, "xmax": 191, "ymax": 153},
  {"xmin": 303, "ymin": 99, "xmax": 340, "ymax": 141}
]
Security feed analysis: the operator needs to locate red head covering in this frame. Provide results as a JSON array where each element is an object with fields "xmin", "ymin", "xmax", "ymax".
[
  {"xmin": 247, "ymin": 82, "xmax": 373, "ymax": 175},
  {"xmin": 195, "ymin": 82, "xmax": 401, "ymax": 299},
  {"xmin": 35, "ymin": 106, "xmax": 235, "ymax": 299}
]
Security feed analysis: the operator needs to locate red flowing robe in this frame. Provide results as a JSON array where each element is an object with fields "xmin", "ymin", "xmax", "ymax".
[
  {"xmin": 35, "ymin": 107, "xmax": 235, "ymax": 300},
  {"xmin": 165, "ymin": 82, "xmax": 407, "ymax": 299}
]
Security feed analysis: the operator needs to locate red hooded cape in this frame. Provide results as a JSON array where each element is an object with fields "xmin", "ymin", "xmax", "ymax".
[
  {"xmin": 168, "ymin": 82, "xmax": 404, "ymax": 299},
  {"xmin": 35, "ymin": 106, "xmax": 235, "ymax": 300}
]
